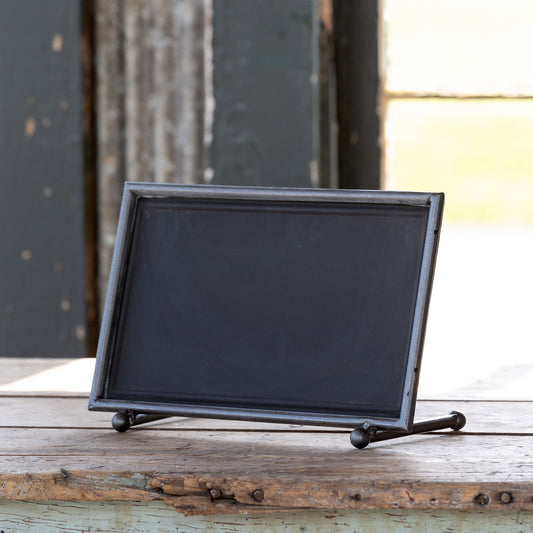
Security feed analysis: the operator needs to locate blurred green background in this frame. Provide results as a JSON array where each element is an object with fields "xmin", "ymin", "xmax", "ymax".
[
  {"xmin": 386, "ymin": 99, "xmax": 533, "ymax": 224},
  {"xmin": 383, "ymin": 0, "xmax": 533, "ymax": 225}
]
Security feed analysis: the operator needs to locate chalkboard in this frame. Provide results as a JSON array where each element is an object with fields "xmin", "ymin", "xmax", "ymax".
[{"xmin": 90, "ymin": 184, "xmax": 443, "ymax": 431}]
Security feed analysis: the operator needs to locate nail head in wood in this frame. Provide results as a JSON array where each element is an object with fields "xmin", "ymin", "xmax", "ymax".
[{"xmin": 252, "ymin": 489, "xmax": 264, "ymax": 502}]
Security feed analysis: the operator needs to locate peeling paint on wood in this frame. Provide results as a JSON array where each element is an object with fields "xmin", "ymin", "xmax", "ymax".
[
  {"xmin": 2, "ymin": 428, "xmax": 533, "ymax": 514},
  {"xmin": 209, "ymin": 0, "xmax": 321, "ymax": 188},
  {"xmin": 0, "ymin": 501, "xmax": 532, "ymax": 532},
  {"xmin": 95, "ymin": 0, "xmax": 206, "ymax": 313},
  {"xmin": 51, "ymin": 33, "xmax": 63, "ymax": 52},
  {"xmin": 94, "ymin": 0, "xmax": 338, "ymax": 315},
  {"xmin": 1, "ymin": 358, "xmax": 533, "ymax": 530}
]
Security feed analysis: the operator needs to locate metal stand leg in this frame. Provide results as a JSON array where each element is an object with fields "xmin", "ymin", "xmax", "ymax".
[
  {"xmin": 350, "ymin": 411, "xmax": 466, "ymax": 449},
  {"xmin": 112, "ymin": 410, "xmax": 172, "ymax": 432}
]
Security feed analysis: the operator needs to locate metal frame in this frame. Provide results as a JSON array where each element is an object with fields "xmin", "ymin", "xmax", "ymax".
[{"xmin": 89, "ymin": 183, "xmax": 444, "ymax": 433}]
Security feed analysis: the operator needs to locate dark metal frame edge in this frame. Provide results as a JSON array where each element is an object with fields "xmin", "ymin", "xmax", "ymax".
[{"xmin": 89, "ymin": 183, "xmax": 444, "ymax": 432}]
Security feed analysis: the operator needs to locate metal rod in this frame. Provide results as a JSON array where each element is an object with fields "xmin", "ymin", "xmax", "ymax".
[
  {"xmin": 112, "ymin": 411, "xmax": 172, "ymax": 432},
  {"xmin": 350, "ymin": 411, "xmax": 466, "ymax": 449}
]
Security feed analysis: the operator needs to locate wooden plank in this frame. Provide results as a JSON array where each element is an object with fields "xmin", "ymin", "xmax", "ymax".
[
  {"xmin": 2, "ymin": 397, "xmax": 533, "ymax": 434},
  {"xmin": 421, "ymin": 362, "xmax": 533, "ymax": 401},
  {"xmin": 1, "ymin": 501, "xmax": 532, "ymax": 533},
  {"xmin": 0, "ymin": 358, "xmax": 76, "ymax": 386},
  {"xmin": 121, "ymin": 0, "xmax": 206, "ymax": 185},
  {"xmin": 95, "ymin": 0, "xmax": 206, "ymax": 314},
  {"xmin": 94, "ymin": 0, "xmax": 125, "ymax": 315},
  {"xmin": 319, "ymin": 0, "xmax": 337, "ymax": 187},
  {"xmin": 82, "ymin": 0, "xmax": 99, "ymax": 356},
  {"xmin": 0, "ymin": 396, "xmax": 340, "ymax": 430},
  {"xmin": 0, "ymin": 358, "xmax": 94, "ymax": 394},
  {"xmin": 209, "ymin": 0, "xmax": 321, "ymax": 187},
  {"xmin": 1, "ymin": 428, "xmax": 533, "ymax": 513},
  {"xmin": 0, "ymin": 355, "xmax": 531, "ymax": 431},
  {"xmin": 333, "ymin": 0, "xmax": 381, "ymax": 189},
  {"xmin": 2, "ymin": 429, "xmax": 532, "ymax": 482},
  {"xmin": 0, "ymin": 0, "xmax": 87, "ymax": 356}
]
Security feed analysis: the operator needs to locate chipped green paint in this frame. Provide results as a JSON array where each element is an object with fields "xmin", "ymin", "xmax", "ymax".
[{"xmin": 0, "ymin": 501, "xmax": 532, "ymax": 533}]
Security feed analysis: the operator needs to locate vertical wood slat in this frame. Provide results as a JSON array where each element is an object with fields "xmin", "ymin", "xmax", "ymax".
[
  {"xmin": 333, "ymin": 0, "xmax": 381, "ymax": 189},
  {"xmin": 122, "ymin": 0, "xmax": 205, "ymax": 185},
  {"xmin": 94, "ymin": 0, "xmax": 365, "ymax": 316},
  {"xmin": 95, "ymin": 0, "xmax": 206, "ymax": 314},
  {"xmin": 82, "ymin": 0, "xmax": 99, "ymax": 354},
  {"xmin": 95, "ymin": 0, "xmax": 126, "ymax": 316},
  {"xmin": 209, "ymin": 0, "xmax": 324, "ymax": 188},
  {"xmin": 0, "ymin": 0, "xmax": 87, "ymax": 356},
  {"xmin": 319, "ymin": 0, "xmax": 337, "ymax": 188}
]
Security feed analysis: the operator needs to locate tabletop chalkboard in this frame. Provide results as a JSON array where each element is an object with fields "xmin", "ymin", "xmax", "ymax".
[{"xmin": 90, "ymin": 184, "xmax": 444, "ymax": 436}]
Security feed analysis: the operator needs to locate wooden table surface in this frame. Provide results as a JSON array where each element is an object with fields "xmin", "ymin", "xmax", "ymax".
[{"xmin": 1, "ymin": 357, "xmax": 533, "ymax": 532}]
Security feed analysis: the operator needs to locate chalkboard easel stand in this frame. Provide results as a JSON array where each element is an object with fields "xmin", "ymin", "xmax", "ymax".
[
  {"xmin": 112, "ymin": 411, "xmax": 171, "ymax": 432},
  {"xmin": 350, "ymin": 411, "xmax": 466, "ymax": 449},
  {"xmin": 111, "ymin": 409, "xmax": 467, "ymax": 449}
]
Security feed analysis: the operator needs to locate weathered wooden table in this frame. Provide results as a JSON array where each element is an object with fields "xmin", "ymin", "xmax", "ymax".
[{"xmin": 1, "ymin": 357, "xmax": 532, "ymax": 532}]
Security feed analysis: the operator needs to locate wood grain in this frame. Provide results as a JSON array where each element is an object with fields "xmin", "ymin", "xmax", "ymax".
[
  {"xmin": 1, "ymin": 397, "xmax": 533, "ymax": 434},
  {"xmin": 1, "ymin": 426, "xmax": 532, "ymax": 513},
  {"xmin": 1, "ymin": 359, "xmax": 533, "ymax": 516},
  {"xmin": 95, "ymin": 0, "xmax": 206, "ymax": 313},
  {"xmin": 2, "ymin": 501, "xmax": 532, "ymax": 533}
]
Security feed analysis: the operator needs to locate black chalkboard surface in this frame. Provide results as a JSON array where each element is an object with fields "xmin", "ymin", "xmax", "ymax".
[{"xmin": 90, "ymin": 184, "xmax": 445, "ymax": 436}]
